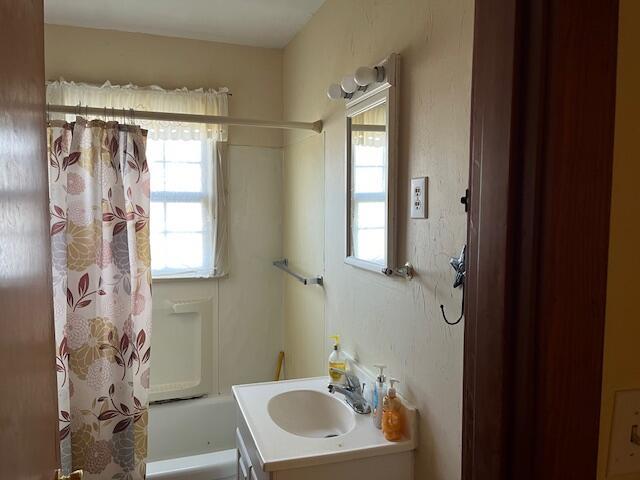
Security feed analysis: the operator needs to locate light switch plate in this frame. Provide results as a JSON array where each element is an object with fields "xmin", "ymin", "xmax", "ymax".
[
  {"xmin": 410, "ymin": 177, "xmax": 428, "ymax": 219},
  {"xmin": 607, "ymin": 389, "xmax": 640, "ymax": 476}
]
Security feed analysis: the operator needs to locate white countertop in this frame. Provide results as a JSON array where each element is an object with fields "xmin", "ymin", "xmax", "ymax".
[{"xmin": 232, "ymin": 376, "xmax": 417, "ymax": 472}]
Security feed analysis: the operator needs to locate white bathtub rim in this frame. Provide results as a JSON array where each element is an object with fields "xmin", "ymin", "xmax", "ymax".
[{"xmin": 147, "ymin": 449, "xmax": 236, "ymax": 480}]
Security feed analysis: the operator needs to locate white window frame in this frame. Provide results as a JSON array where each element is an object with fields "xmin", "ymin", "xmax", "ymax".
[{"xmin": 150, "ymin": 138, "xmax": 216, "ymax": 280}]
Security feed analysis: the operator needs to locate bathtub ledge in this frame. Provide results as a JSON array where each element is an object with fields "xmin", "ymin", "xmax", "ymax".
[{"xmin": 147, "ymin": 449, "xmax": 236, "ymax": 480}]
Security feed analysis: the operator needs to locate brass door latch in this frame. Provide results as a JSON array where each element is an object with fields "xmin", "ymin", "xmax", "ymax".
[{"xmin": 55, "ymin": 469, "xmax": 83, "ymax": 480}]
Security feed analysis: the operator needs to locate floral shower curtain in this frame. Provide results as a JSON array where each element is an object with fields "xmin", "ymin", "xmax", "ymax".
[{"xmin": 48, "ymin": 118, "xmax": 152, "ymax": 480}]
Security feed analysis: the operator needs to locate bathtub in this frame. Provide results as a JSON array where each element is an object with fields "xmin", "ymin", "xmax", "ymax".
[{"xmin": 147, "ymin": 395, "xmax": 237, "ymax": 480}]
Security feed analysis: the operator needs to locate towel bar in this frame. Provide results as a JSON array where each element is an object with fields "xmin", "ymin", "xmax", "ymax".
[{"xmin": 273, "ymin": 258, "xmax": 323, "ymax": 286}]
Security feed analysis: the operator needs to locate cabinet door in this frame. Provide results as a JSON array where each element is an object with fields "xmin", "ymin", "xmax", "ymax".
[
  {"xmin": 236, "ymin": 428, "xmax": 252, "ymax": 480},
  {"xmin": 236, "ymin": 407, "xmax": 271, "ymax": 480}
]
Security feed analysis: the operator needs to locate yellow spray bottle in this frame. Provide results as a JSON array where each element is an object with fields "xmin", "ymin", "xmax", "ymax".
[{"xmin": 328, "ymin": 335, "xmax": 347, "ymax": 383}]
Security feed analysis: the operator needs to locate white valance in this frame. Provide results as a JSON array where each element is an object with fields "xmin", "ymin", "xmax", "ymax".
[
  {"xmin": 46, "ymin": 79, "xmax": 229, "ymax": 141},
  {"xmin": 351, "ymin": 106, "xmax": 386, "ymax": 148}
]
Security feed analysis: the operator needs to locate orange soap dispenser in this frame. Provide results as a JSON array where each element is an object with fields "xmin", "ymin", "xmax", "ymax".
[{"xmin": 381, "ymin": 378, "xmax": 404, "ymax": 442}]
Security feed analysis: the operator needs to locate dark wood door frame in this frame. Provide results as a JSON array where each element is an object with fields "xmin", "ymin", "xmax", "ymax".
[{"xmin": 463, "ymin": 0, "xmax": 619, "ymax": 479}]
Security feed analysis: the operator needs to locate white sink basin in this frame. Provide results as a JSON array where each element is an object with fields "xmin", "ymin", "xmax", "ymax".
[
  {"xmin": 267, "ymin": 389, "xmax": 356, "ymax": 438},
  {"xmin": 232, "ymin": 376, "xmax": 417, "ymax": 472}
]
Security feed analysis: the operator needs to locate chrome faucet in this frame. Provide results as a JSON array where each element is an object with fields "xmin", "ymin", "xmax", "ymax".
[{"xmin": 328, "ymin": 369, "xmax": 371, "ymax": 414}]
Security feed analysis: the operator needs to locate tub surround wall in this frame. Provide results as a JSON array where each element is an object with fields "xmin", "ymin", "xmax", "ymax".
[
  {"xmin": 282, "ymin": 134, "xmax": 325, "ymax": 379},
  {"xmin": 218, "ymin": 145, "xmax": 283, "ymax": 391},
  {"xmin": 282, "ymin": 1, "xmax": 474, "ymax": 478},
  {"xmin": 149, "ymin": 145, "xmax": 284, "ymax": 395}
]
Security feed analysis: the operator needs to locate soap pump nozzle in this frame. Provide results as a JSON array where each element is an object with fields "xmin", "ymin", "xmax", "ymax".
[
  {"xmin": 329, "ymin": 335, "xmax": 340, "ymax": 351},
  {"xmin": 374, "ymin": 364, "xmax": 387, "ymax": 382},
  {"xmin": 388, "ymin": 378, "xmax": 399, "ymax": 398}
]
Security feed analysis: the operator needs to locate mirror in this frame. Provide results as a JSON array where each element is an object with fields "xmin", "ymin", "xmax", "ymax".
[{"xmin": 345, "ymin": 63, "xmax": 397, "ymax": 274}]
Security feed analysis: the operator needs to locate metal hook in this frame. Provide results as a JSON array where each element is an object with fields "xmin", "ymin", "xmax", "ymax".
[
  {"xmin": 440, "ymin": 245, "xmax": 466, "ymax": 325},
  {"xmin": 440, "ymin": 283, "xmax": 464, "ymax": 325}
]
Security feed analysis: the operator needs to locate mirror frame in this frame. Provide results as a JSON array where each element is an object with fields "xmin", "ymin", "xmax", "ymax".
[{"xmin": 344, "ymin": 53, "xmax": 399, "ymax": 274}]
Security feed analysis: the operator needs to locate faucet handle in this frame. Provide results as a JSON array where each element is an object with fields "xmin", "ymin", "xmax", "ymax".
[
  {"xmin": 343, "ymin": 371, "xmax": 362, "ymax": 392},
  {"xmin": 329, "ymin": 368, "xmax": 361, "ymax": 391}
]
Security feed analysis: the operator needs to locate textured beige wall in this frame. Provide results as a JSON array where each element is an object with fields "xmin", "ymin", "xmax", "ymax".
[
  {"xmin": 283, "ymin": 134, "xmax": 325, "ymax": 379},
  {"xmin": 44, "ymin": 24, "xmax": 283, "ymax": 148},
  {"xmin": 283, "ymin": 1, "xmax": 474, "ymax": 478},
  {"xmin": 598, "ymin": 1, "xmax": 640, "ymax": 479}
]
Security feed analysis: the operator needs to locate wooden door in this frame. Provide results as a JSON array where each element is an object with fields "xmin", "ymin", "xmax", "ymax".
[
  {"xmin": 462, "ymin": 0, "xmax": 619, "ymax": 479},
  {"xmin": 0, "ymin": 0, "xmax": 60, "ymax": 478}
]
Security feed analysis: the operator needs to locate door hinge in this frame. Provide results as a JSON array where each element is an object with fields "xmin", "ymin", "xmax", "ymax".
[{"xmin": 55, "ymin": 469, "xmax": 83, "ymax": 480}]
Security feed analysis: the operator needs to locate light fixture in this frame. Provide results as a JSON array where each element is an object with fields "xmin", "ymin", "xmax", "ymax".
[
  {"xmin": 327, "ymin": 83, "xmax": 346, "ymax": 100},
  {"xmin": 326, "ymin": 55, "xmax": 395, "ymax": 102},
  {"xmin": 340, "ymin": 75, "xmax": 359, "ymax": 95},
  {"xmin": 354, "ymin": 65, "xmax": 385, "ymax": 86}
]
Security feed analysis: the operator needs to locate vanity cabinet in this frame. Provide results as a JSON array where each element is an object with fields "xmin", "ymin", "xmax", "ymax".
[
  {"xmin": 233, "ymin": 377, "xmax": 416, "ymax": 480},
  {"xmin": 236, "ymin": 417, "xmax": 413, "ymax": 480}
]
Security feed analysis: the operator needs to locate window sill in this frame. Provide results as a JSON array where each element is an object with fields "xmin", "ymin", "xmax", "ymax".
[{"xmin": 152, "ymin": 273, "xmax": 227, "ymax": 283}]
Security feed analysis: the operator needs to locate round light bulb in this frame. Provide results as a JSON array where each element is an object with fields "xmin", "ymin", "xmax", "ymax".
[
  {"xmin": 340, "ymin": 75, "xmax": 358, "ymax": 94},
  {"xmin": 327, "ymin": 83, "xmax": 345, "ymax": 100},
  {"xmin": 354, "ymin": 66, "xmax": 385, "ymax": 86},
  {"xmin": 354, "ymin": 66, "xmax": 377, "ymax": 86}
]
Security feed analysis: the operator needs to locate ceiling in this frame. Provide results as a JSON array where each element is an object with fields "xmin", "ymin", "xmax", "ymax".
[{"xmin": 44, "ymin": 0, "xmax": 326, "ymax": 48}]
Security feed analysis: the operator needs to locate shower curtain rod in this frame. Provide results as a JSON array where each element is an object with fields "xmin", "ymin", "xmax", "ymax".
[{"xmin": 46, "ymin": 104, "xmax": 323, "ymax": 133}]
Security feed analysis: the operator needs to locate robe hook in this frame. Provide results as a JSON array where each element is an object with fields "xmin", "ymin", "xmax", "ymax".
[
  {"xmin": 441, "ymin": 284, "xmax": 464, "ymax": 325},
  {"xmin": 440, "ymin": 245, "xmax": 466, "ymax": 325}
]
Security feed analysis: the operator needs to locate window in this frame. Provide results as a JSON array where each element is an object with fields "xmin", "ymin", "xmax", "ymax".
[
  {"xmin": 45, "ymin": 79, "xmax": 229, "ymax": 278},
  {"xmin": 352, "ymin": 143, "xmax": 387, "ymax": 263},
  {"xmin": 149, "ymin": 138, "xmax": 216, "ymax": 278}
]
